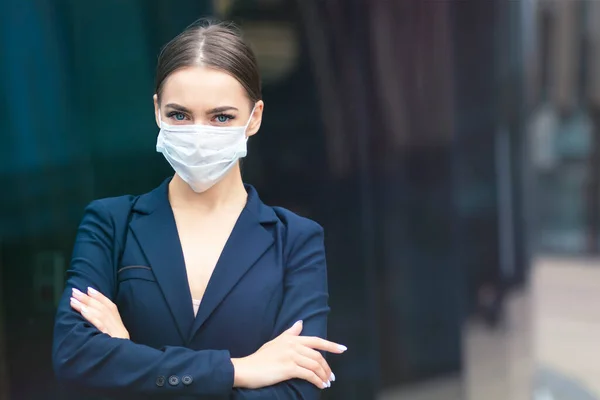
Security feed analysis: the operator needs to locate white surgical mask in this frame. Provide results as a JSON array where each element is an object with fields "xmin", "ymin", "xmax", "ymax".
[{"xmin": 156, "ymin": 105, "xmax": 256, "ymax": 193}]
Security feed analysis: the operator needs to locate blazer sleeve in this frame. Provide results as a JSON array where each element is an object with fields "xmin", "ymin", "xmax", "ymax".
[
  {"xmin": 52, "ymin": 200, "xmax": 234, "ymax": 397},
  {"xmin": 230, "ymin": 219, "xmax": 331, "ymax": 399}
]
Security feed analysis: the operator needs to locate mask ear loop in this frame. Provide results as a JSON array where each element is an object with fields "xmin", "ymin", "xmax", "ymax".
[{"xmin": 244, "ymin": 104, "xmax": 258, "ymax": 134}]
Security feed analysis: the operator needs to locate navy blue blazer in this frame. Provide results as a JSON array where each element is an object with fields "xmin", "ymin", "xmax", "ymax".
[{"xmin": 52, "ymin": 178, "xmax": 330, "ymax": 399}]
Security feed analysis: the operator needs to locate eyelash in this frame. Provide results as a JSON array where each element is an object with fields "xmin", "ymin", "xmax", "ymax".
[
  {"xmin": 166, "ymin": 111, "xmax": 189, "ymax": 121},
  {"xmin": 213, "ymin": 113, "xmax": 235, "ymax": 123}
]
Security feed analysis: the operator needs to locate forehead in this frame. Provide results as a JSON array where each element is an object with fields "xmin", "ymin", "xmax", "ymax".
[{"xmin": 160, "ymin": 66, "xmax": 247, "ymax": 107}]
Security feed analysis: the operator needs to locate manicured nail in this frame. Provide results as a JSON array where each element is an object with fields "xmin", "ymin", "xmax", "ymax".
[
  {"xmin": 81, "ymin": 305, "xmax": 88, "ymax": 314},
  {"xmin": 322, "ymin": 381, "xmax": 328, "ymax": 389},
  {"xmin": 327, "ymin": 380, "xmax": 331, "ymax": 387},
  {"xmin": 330, "ymin": 372, "xmax": 336, "ymax": 382},
  {"xmin": 338, "ymin": 344, "xmax": 347, "ymax": 352},
  {"xmin": 88, "ymin": 287, "xmax": 98, "ymax": 295},
  {"xmin": 70, "ymin": 297, "xmax": 81, "ymax": 306},
  {"xmin": 72, "ymin": 288, "xmax": 83, "ymax": 296}
]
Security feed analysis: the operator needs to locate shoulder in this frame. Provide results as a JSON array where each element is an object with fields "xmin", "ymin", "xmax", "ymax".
[
  {"xmin": 86, "ymin": 194, "xmax": 138, "ymax": 216},
  {"xmin": 272, "ymin": 206, "xmax": 323, "ymax": 236},
  {"xmin": 80, "ymin": 195, "xmax": 139, "ymax": 231},
  {"xmin": 84, "ymin": 177, "xmax": 170, "ymax": 218},
  {"xmin": 270, "ymin": 206, "xmax": 324, "ymax": 255},
  {"xmin": 90, "ymin": 195, "xmax": 138, "ymax": 210}
]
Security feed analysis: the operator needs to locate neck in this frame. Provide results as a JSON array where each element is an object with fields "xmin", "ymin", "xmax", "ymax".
[{"xmin": 168, "ymin": 163, "xmax": 247, "ymax": 212}]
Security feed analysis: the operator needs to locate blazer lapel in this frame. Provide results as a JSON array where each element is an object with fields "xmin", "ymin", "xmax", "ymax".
[
  {"xmin": 129, "ymin": 179, "xmax": 195, "ymax": 343},
  {"xmin": 189, "ymin": 185, "xmax": 277, "ymax": 341}
]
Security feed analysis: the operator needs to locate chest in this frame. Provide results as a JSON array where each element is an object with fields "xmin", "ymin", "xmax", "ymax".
[
  {"xmin": 173, "ymin": 209, "xmax": 240, "ymax": 300},
  {"xmin": 116, "ymin": 227, "xmax": 285, "ymax": 355}
]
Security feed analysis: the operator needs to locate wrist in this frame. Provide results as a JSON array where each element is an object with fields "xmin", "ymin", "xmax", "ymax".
[
  {"xmin": 231, "ymin": 357, "xmax": 248, "ymax": 388},
  {"xmin": 115, "ymin": 329, "xmax": 129, "ymax": 340}
]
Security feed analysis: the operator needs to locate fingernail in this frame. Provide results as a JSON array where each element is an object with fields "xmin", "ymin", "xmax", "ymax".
[
  {"xmin": 294, "ymin": 320, "xmax": 303, "ymax": 326},
  {"xmin": 70, "ymin": 297, "xmax": 81, "ymax": 306},
  {"xmin": 338, "ymin": 344, "xmax": 348, "ymax": 352},
  {"xmin": 327, "ymin": 380, "xmax": 331, "ymax": 387},
  {"xmin": 81, "ymin": 306, "xmax": 88, "ymax": 314},
  {"xmin": 330, "ymin": 372, "xmax": 336, "ymax": 382},
  {"xmin": 72, "ymin": 288, "xmax": 83, "ymax": 296},
  {"xmin": 88, "ymin": 287, "xmax": 98, "ymax": 295},
  {"xmin": 322, "ymin": 381, "xmax": 328, "ymax": 389}
]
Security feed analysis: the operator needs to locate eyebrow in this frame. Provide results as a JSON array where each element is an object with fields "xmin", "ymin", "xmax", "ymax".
[
  {"xmin": 164, "ymin": 103, "xmax": 238, "ymax": 115},
  {"xmin": 164, "ymin": 103, "xmax": 193, "ymax": 114},
  {"xmin": 206, "ymin": 106, "xmax": 238, "ymax": 114}
]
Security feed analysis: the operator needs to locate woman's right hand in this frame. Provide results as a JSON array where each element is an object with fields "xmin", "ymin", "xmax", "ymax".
[{"xmin": 231, "ymin": 321, "xmax": 346, "ymax": 390}]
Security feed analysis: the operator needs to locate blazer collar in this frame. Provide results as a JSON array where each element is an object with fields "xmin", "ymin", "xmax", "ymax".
[
  {"xmin": 133, "ymin": 177, "xmax": 278, "ymax": 223},
  {"xmin": 129, "ymin": 176, "xmax": 278, "ymax": 343}
]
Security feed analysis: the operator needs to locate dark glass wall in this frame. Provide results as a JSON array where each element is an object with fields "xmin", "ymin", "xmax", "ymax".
[{"xmin": 0, "ymin": 0, "xmax": 533, "ymax": 399}]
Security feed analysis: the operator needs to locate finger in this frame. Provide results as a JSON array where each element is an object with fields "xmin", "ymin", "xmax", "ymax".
[
  {"xmin": 79, "ymin": 305, "xmax": 105, "ymax": 332},
  {"xmin": 282, "ymin": 320, "xmax": 303, "ymax": 336},
  {"xmin": 71, "ymin": 296, "xmax": 108, "ymax": 334},
  {"xmin": 82, "ymin": 295, "xmax": 108, "ymax": 314},
  {"xmin": 294, "ymin": 366, "xmax": 328, "ymax": 389},
  {"xmin": 72, "ymin": 288, "xmax": 92, "ymax": 305},
  {"xmin": 70, "ymin": 297, "xmax": 83, "ymax": 312},
  {"xmin": 87, "ymin": 287, "xmax": 115, "ymax": 309},
  {"xmin": 297, "ymin": 337, "xmax": 347, "ymax": 354},
  {"xmin": 296, "ymin": 345, "xmax": 333, "ymax": 382},
  {"xmin": 293, "ymin": 353, "xmax": 329, "ymax": 385}
]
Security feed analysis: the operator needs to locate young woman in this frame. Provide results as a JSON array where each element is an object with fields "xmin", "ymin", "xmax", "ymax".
[{"xmin": 52, "ymin": 20, "xmax": 345, "ymax": 399}]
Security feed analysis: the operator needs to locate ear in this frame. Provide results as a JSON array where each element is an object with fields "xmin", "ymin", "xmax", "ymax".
[
  {"xmin": 153, "ymin": 94, "xmax": 160, "ymax": 128},
  {"xmin": 246, "ymin": 100, "xmax": 264, "ymax": 137}
]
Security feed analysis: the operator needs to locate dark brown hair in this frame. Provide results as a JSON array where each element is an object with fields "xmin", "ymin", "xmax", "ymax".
[{"xmin": 155, "ymin": 19, "xmax": 261, "ymax": 105}]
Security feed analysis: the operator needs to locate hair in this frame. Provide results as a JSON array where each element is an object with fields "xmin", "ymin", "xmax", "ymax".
[{"xmin": 155, "ymin": 19, "xmax": 262, "ymax": 105}]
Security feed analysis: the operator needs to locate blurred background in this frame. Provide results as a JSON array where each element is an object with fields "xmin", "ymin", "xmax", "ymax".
[{"xmin": 1, "ymin": 0, "xmax": 599, "ymax": 399}]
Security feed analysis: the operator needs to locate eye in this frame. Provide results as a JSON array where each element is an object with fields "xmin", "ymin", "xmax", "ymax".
[
  {"xmin": 166, "ymin": 111, "xmax": 189, "ymax": 122},
  {"xmin": 213, "ymin": 113, "xmax": 235, "ymax": 124}
]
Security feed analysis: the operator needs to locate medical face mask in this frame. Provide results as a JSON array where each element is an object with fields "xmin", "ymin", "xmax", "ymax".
[{"xmin": 156, "ymin": 105, "xmax": 256, "ymax": 193}]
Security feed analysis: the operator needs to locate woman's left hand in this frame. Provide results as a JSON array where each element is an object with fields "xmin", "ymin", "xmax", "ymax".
[{"xmin": 70, "ymin": 287, "xmax": 130, "ymax": 340}]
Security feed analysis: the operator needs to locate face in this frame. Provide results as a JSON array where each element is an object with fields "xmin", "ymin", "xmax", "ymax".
[{"xmin": 153, "ymin": 66, "xmax": 264, "ymax": 136}]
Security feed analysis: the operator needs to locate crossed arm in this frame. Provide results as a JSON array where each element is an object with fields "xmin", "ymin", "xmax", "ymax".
[{"xmin": 53, "ymin": 201, "xmax": 345, "ymax": 398}]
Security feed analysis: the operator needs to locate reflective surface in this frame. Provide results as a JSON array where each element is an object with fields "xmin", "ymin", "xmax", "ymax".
[{"xmin": 1, "ymin": 0, "xmax": 599, "ymax": 399}]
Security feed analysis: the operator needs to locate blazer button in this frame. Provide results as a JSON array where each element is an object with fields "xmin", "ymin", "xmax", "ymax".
[
  {"xmin": 156, "ymin": 376, "xmax": 166, "ymax": 387},
  {"xmin": 168, "ymin": 375, "xmax": 180, "ymax": 386},
  {"xmin": 182, "ymin": 375, "xmax": 193, "ymax": 386}
]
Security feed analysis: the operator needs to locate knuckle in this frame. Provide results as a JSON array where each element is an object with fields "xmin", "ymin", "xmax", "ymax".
[
  {"xmin": 299, "ymin": 367, "xmax": 311, "ymax": 380},
  {"xmin": 287, "ymin": 363, "xmax": 298, "ymax": 376},
  {"xmin": 290, "ymin": 364, "xmax": 302, "ymax": 378},
  {"xmin": 309, "ymin": 359, "xmax": 319, "ymax": 371},
  {"xmin": 288, "ymin": 342, "xmax": 299, "ymax": 354},
  {"xmin": 286, "ymin": 347, "xmax": 295, "ymax": 359}
]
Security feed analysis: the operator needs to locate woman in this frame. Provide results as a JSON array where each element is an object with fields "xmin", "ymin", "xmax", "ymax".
[{"xmin": 52, "ymin": 20, "xmax": 345, "ymax": 399}]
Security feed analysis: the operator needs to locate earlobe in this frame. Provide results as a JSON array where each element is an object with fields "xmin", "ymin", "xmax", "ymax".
[{"xmin": 248, "ymin": 120, "xmax": 262, "ymax": 137}]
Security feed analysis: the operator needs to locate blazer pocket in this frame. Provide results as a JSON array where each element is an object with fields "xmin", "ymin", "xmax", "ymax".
[{"xmin": 117, "ymin": 266, "xmax": 156, "ymax": 282}]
